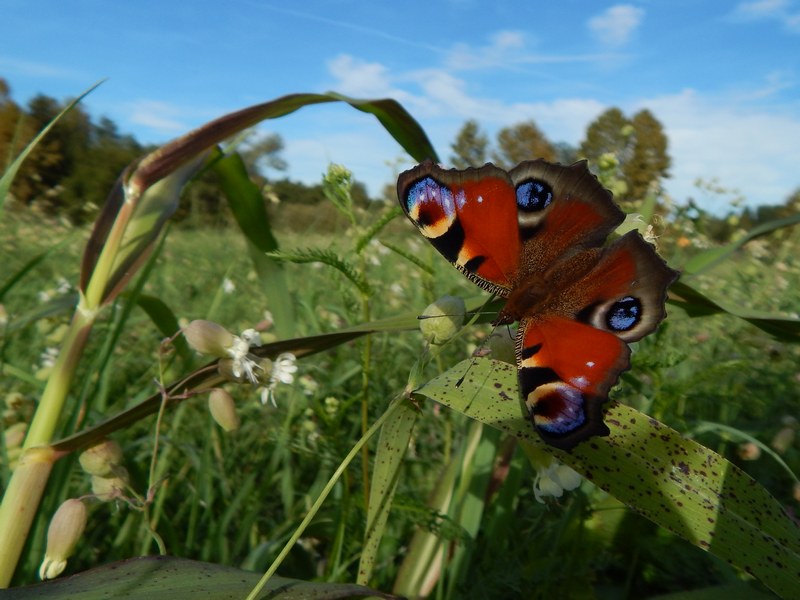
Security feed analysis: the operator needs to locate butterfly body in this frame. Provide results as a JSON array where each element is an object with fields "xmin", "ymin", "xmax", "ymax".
[{"xmin": 398, "ymin": 159, "xmax": 677, "ymax": 450}]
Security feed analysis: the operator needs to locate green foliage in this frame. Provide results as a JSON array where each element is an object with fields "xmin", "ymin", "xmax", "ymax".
[
  {"xmin": 449, "ymin": 118, "xmax": 559, "ymax": 171},
  {"xmin": 492, "ymin": 120, "xmax": 557, "ymax": 169},
  {"xmin": 580, "ymin": 107, "xmax": 671, "ymax": 206},
  {"xmin": 0, "ymin": 80, "xmax": 144, "ymax": 223},
  {"xmin": 449, "ymin": 119, "xmax": 489, "ymax": 168}
]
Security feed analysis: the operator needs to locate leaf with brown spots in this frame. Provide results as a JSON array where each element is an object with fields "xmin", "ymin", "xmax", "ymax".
[{"xmin": 412, "ymin": 359, "xmax": 800, "ymax": 599}]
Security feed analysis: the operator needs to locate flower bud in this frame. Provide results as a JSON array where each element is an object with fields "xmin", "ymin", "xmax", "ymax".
[
  {"xmin": 771, "ymin": 427, "xmax": 795, "ymax": 454},
  {"xmin": 4, "ymin": 391, "xmax": 25, "ymax": 411},
  {"xmin": 487, "ymin": 327, "xmax": 516, "ymax": 364},
  {"xmin": 79, "ymin": 440, "xmax": 123, "ymax": 477},
  {"xmin": 597, "ymin": 152, "xmax": 619, "ymax": 171},
  {"xmin": 324, "ymin": 396, "xmax": 339, "ymax": 416},
  {"xmin": 737, "ymin": 442, "xmax": 761, "ymax": 461},
  {"xmin": 419, "ymin": 296, "xmax": 466, "ymax": 344},
  {"xmin": 183, "ymin": 320, "xmax": 235, "ymax": 357},
  {"xmin": 3, "ymin": 422, "xmax": 27, "ymax": 468},
  {"xmin": 91, "ymin": 467, "xmax": 130, "ymax": 501},
  {"xmin": 39, "ymin": 499, "xmax": 88, "ymax": 580},
  {"xmin": 208, "ymin": 389, "xmax": 240, "ymax": 432},
  {"xmin": 3, "ymin": 422, "xmax": 27, "ymax": 450}
]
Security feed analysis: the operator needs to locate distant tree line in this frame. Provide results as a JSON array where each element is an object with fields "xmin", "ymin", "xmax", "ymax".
[
  {"xmin": 2, "ymin": 78, "xmax": 796, "ymax": 234},
  {"xmin": 0, "ymin": 79, "xmax": 380, "ymax": 226},
  {"xmin": 1, "ymin": 79, "xmax": 146, "ymax": 223}
]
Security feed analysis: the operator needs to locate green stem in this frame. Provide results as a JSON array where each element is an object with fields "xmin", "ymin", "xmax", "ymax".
[
  {"xmin": 244, "ymin": 398, "xmax": 402, "ymax": 600},
  {"xmin": 24, "ymin": 309, "xmax": 95, "ymax": 448},
  {"xmin": 0, "ymin": 447, "xmax": 57, "ymax": 587},
  {"xmin": 359, "ymin": 289, "xmax": 372, "ymax": 511}
]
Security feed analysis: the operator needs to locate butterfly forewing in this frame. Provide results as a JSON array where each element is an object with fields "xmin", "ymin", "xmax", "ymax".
[{"xmin": 398, "ymin": 161, "xmax": 521, "ymax": 295}]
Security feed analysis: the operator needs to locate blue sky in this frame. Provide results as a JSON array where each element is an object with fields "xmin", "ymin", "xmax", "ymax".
[{"xmin": 3, "ymin": 0, "xmax": 800, "ymax": 212}]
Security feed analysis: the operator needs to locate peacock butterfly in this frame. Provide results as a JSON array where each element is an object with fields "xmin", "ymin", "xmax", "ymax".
[{"xmin": 397, "ymin": 159, "xmax": 678, "ymax": 450}]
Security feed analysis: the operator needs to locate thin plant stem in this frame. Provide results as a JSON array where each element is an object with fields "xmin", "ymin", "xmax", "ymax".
[
  {"xmin": 359, "ymin": 287, "xmax": 372, "ymax": 511},
  {"xmin": 244, "ymin": 397, "xmax": 403, "ymax": 600}
]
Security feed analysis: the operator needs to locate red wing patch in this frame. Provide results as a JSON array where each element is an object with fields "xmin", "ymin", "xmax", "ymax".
[
  {"xmin": 516, "ymin": 317, "xmax": 630, "ymax": 449},
  {"xmin": 398, "ymin": 161, "xmax": 521, "ymax": 294}
]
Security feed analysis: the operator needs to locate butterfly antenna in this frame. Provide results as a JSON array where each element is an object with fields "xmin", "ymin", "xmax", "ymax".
[
  {"xmin": 417, "ymin": 309, "xmax": 498, "ymax": 321},
  {"xmin": 455, "ymin": 322, "xmax": 503, "ymax": 387}
]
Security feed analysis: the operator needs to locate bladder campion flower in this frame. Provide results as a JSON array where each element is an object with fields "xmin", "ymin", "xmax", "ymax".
[
  {"xmin": 183, "ymin": 321, "xmax": 264, "ymax": 384},
  {"xmin": 208, "ymin": 389, "xmax": 240, "ymax": 431},
  {"xmin": 183, "ymin": 321, "xmax": 296, "ymax": 406},
  {"xmin": 260, "ymin": 353, "xmax": 297, "ymax": 406},
  {"xmin": 419, "ymin": 295, "xmax": 466, "ymax": 345},
  {"xmin": 39, "ymin": 499, "xmax": 88, "ymax": 580},
  {"xmin": 529, "ymin": 448, "xmax": 582, "ymax": 503}
]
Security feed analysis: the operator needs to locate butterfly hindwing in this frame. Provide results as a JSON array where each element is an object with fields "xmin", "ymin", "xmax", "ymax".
[
  {"xmin": 517, "ymin": 317, "xmax": 628, "ymax": 449},
  {"xmin": 566, "ymin": 231, "xmax": 678, "ymax": 343},
  {"xmin": 517, "ymin": 231, "xmax": 677, "ymax": 449}
]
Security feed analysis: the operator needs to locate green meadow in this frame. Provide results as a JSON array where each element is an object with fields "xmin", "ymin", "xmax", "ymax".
[{"xmin": 1, "ymin": 93, "xmax": 799, "ymax": 599}]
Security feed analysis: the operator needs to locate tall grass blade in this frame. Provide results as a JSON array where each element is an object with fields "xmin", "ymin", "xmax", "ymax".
[
  {"xmin": 682, "ymin": 212, "xmax": 800, "ymax": 276},
  {"xmin": 358, "ymin": 399, "xmax": 418, "ymax": 584},
  {"xmin": 669, "ymin": 280, "xmax": 800, "ymax": 341}
]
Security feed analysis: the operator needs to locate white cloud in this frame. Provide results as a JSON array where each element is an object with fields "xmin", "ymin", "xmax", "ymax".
[
  {"xmin": 0, "ymin": 56, "xmax": 85, "ymax": 80},
  {"xmin": 326, "ymin": 55, "xmax": 399, "ymax": 99},
  {"xmin": 731, "ymin": 0, "xmax": 800, "ymax": 32},
  {"xmin": 587, "ymin": 5, "xmax": 645, "ymax": 46},
  {"xmin": 445, "ymin": 30, "xmax": 526, "ymax": 70},
  {"xmin": 734, "ymin": 0, "xmax": 790, "ymax": 18},
  {"xmin": 323, "ymin": 51, "xmax": 800, "ymax": 210},
  {"xmin": 126, "ymin": 100, "xmax": 188, "ymax": 134},
  {"xmin": 327, "ymin": 56, "xmax": 605, "ymax": 139},
  {"xmin": 443, "ymin": 31, "xmax": 624, "ymax": 72},
  {"xmin": 635, "ymin": 89, "xmax": 800, "ymax": 210}
]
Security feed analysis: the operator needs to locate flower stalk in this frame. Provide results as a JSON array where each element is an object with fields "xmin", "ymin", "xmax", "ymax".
[{"xmin": 0, "ymin": 447, "xmax": 57, "ymax": 586}]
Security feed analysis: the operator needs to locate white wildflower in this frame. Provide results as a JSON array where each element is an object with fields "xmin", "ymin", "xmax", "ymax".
[
  {"xmin": 39, "ymin": 347, "xmax": 59, "ymax": 370},
  {"xmin": 227, "ymin": 329, "xmax": 262, "ymax": 383},
  {"xmin": 533, "ymin": 458, "xmax": 582, "ymax": 503},
  {"xmin": 260, "ymin": 353, "xmax": 297, "ymax": 406}
]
